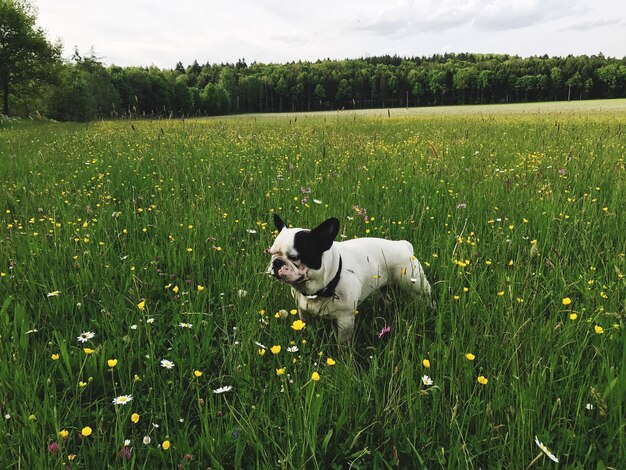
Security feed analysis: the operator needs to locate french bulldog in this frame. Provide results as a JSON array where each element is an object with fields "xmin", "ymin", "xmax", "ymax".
[{"xmin": 268, "ymin": 214, "xmax": 434, "ymax": 344}]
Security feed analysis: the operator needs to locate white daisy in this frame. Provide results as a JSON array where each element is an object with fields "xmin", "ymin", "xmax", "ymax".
[
  {"xmin": 124, "ymin": 439, "xmax": 131, "ymax": 446},
  {"xmin": 112, "ymin": 395, "xmax": 133, "ymax": 406},
  {"xmin": 213, "ymin": 386, "xmax": 233, "ymax": 394},
  {"xmin": 160, "ymin": 359, "xmax": 175, "ymax": 369},
  {"xmin": 534, "ymin": 436, "xmax": 559, "ymax": 463},
  {"xmin": 286, "ymin": 346, "xmax": 299, "ymax": 353},
  {"xmin": 77, "ymin": 331, "xmax": 95, "ymax": 343},
  {"xmin": 146, "ymin": 318, "xmax": 155, "ymax": 324},
  {"xmin": 421, "ymin": 375, "xmax": 433, "ymax": 386}
]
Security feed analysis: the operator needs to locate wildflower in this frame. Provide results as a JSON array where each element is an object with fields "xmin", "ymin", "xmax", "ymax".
[
  {"xmin": 422, "ymin": 359, "xmax": 431, "ymax": 368},
  {"xmin": 179, "ymin": 322, "xmax": 193, "ymax": 328},
  {"xmin": 286, "ymin": 346, "xmax": 299, "ymax": 353},
  {"xmin": 497, "ymin": 291, "xmax": 505, "ymax": 296},
  {"xmin": 107, "ymin": 359, "xmax": 118, "ymax": 368},
  {"xmin": 81, "ymin": 426, "xmax": 92, "ymax": 437},
  {"xmin": 47, "ymin": 291, "xmax": 61, "ymax": 297},
  {"xmin": 119, "ymin": 446, "xmax": 131, "ymax": 461},
  {"xmin": 59, "ymin": 429, "xmax": 69, "ymax": 440},
  {"xmin": 146, "ymin": 317, "xmax": 155, "ymax": 324},
  {"xmin": 270, "ymin": 345, "xmax": 281, "ymax": 355},
  {"xmin": 77, "ymin": 331, "xmax": 95, "ymax": 343},
  {"xmin": 68, "ymin": 454, "xmax": 76, "ymax": 461},
  {"xmin": 51, "ymin": 353, "xmax": 60, "ymax": 361},
  {"xmin": 143, "ymin": 436, "xmax": 151, "ymax": 445},
  {"xmin": 290, "ymin": 309, "xmax": 298, "ymax": 315},
  {"xmin": 131, "ymin": 413, "xmax": 140, "ymax": 424},
  {"xmin": 594, "ymin": 325, "xmax": 604, "ymax": 334},
  {"xmin": 477, "ymin": 375, "xmax": 488, "ymax": 385},
  {"xmin": 237, "ymin": 289, "xmax": 247, "ymax": 297},
  {"xmin": 562, "ymin": 297, "xmax": 572, "ymax": 306},
  {"xmin": 291, "ymin": 319, "xmax": 306, "ymax": 331},
  {"xmin": 465, "ymin": 353, "xmax": 475, "ymax": 361},
  {"xmin": 276, "ymin": 309, "xmax": 288, "ymax": 319},
  {"xmin": 326, "ymin": 357, "xmax": 336, "ymax": 366},
  {"xmin": 585, "ymin": 403, "xmax": 594, "ymax": 410},
  {"xmin": 534, "ymin": 436, "xmax": 559, "ymax": 463},
  {"xmin": 112, "ymin": 395, "xmax": 133, "ymax": 406},
  {"xmin": 258, "ymin": 348, "xmax": 266, "ymax": 356},
  {"xmin": 83, "ymin": 347, "xmax": 95, "ymax": 355},
  {"xmin": 197, "ymin": 285, "xmax": 205, "ymax": 291},
  {"xmin": 194, "ymin": 370, "xmax": 203, "ymax": 377},
  {"xmin": 213, "ymin": 386, "xmax": 233, "ymax": 394},
  {"xmin": 162, "ymin": 440, "xmax": 171, "ymax": 451},
  {"xmin": 276, "ymin": 368, "xmax": 286, "ymax": 376},
  {"xmin": 311, "ymin": 371, "xmax": 321, "ymax": 382},
  {"xmin": 48, "ymin": 442, "xmax": 59, "ymax": 454},
  {"xmin": 378, "ymin": 324, "xmax": 391, "ymax": 338},
  {"xmin": 79, "ymin": 381, "xmax": 88, "ymax": 388},
  {"xmin": 160, "ymin": 359, "xmax": 175, "ymax": 369},
  {"xmin": 137, "ymin": 300, "xmax": 146, "ymax": 310},
  {"xmin": 569, "ymin": 312, "xmax": 578, "ymax": 320}
]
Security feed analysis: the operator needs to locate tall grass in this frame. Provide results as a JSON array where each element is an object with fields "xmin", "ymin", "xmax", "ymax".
[{"xmin": 0, "ymin": 106, "xmax": 624, "ymax": 468}]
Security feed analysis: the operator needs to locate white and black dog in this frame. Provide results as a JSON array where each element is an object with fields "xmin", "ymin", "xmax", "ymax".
[{"xmin": 268, "ymin": 214, "xmax": 434, "ymax": 343}]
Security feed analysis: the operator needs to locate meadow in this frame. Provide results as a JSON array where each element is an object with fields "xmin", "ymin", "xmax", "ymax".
[{"xmin": 0, "ymin": 100, "xmax": 625, "ymax": 468}]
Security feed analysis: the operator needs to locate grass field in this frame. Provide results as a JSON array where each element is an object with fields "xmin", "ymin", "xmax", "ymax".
[{"xmin": 0, "ymin": 100, "xmax": 625, "ymax": 468}]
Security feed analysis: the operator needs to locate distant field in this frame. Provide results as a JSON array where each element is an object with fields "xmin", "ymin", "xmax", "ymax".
[
  {"xmin": 0, "ymin": 105, "xmax": 625, "ymax": 468},
  {"xmin": 229, "ymin": 97, "xmax": 626, "ymax": 119}
]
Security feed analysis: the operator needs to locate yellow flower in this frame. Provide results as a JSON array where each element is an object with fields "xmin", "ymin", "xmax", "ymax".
[
  {"xmin": 83, "ymin": 347, "xmax": 94, "ymax": 355},
  {"xmin": 162, "ymin": 440, "xmax": 171, "ymax": 450},
  {"xmin": 194, "ymin": 370, "xmax": 203, "ymax": 377},
  {"xmin": 422, "ymin": 359, "xmax": 431, "ymax": 368},
  {"xmin": 59, "ymin": 429, "xmax": 69, "ymax": 440},
  {"xmin": 276, "ymin": 368, "xmax": 286, "ymax": 376},
  {"xmin": 79, "ymin": 381, "xmax": 87, "ymax": 388},
  {"xmin": 290, "ymin": 309, "xmax": 298, "ymax": 315},
  {"xmin": 326, "ymin": 357, "xmax": 336, "ymax": 366},
  {"xmin": 311, "ymin": 371, "xmax": 320, "ymax": 382},
  {"xmin": 569, "ymin": 312, "xmax": 578, "ymax": 320},
  {"xmin": 172, "ymin": 285, "xmax": 179, "ymax": 294},
  {"xmin": 51, "ymin": 353, "xmax": 60, "ymax": 361},
  {"xmin": 258, "ymin": 348, "xmax": 266, "ymax": 356},
  {"xmin": 497, "ymin": 291, "xmax": 505, "ymax": 297},
  {"xmin": 137, "ymin": 300, "xmax": 146, "ymax": 310},
  {"xmin": 270, "ymin": 345, "xmax": 281, "ymax": 355},
  {"xmin": 562, "ymin": 297, "xmax": 572, "ymax": 306},
  {"xmin": 465, "ymin": 353, "xmax": 475, "ymax": 361},
  {"xmin": 197, "ymin": 285, "xmax": 205, "ymax": 291},
  {"xmin": 81, "ymin": 426, "xmax": 92, "ymax": 437},
  {"xmin": 68, "ymin": 454, "xmax": 76, "ymax": 461},
  {"xmin": 477, "ymin": 375, "xmax": 488, "ymax": 385},
  {"xmin": 291, "ymin": 319, "xmax": 306, "ymax": 331},
  {"xmin": 594, "ymin": 325, "xmax": 604, "ymax": 334},
  {"xmin": 107, "ymin": 359, "xmax": 118, "ymax": 368},
  {"xmin": 131, "ymin": 413, "xmax": 140, "ymax": 424}
]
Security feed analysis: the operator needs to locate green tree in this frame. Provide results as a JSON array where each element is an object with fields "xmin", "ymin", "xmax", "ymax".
[{"xmin": 0, "ymin": 0, "xmax": 61, "ymax": 115}]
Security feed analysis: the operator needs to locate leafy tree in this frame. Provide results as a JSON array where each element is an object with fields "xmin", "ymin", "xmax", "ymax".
[{"xmin": 0, "ymin": 0, "xmax": 60, "ymax": 115}]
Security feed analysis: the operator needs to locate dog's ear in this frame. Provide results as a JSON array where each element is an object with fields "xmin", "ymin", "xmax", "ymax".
[
  {"xmin": 311, "ymin": 217, "xmax": 339, "ymax": 251},
  {"xmin": 273, "ymin": 214, "xmax": 286, "ymax": 232}
]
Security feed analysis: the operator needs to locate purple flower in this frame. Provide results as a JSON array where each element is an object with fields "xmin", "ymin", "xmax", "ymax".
[
  {"xmin": 118, "ymin": 446, "xmax": 132, "ymax": 461},
  {"xmin": 48, "ymin": 442, "xmax": 59, "ymax": 455},
  {"xmin": 378, "ymin": 324, "xmax": 391, "ymax": 338}
]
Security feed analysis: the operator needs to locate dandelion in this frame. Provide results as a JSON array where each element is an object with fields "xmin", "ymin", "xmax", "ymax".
[
  {"xmin": 131, "ymin": 413, "xmax": 140, "ymax": 424},
  {"xmin": 77, "ymin": 331, "xmax": 95, "ymax": 343},
  {"xmin": 160, "ymin": 359, "xmax": 175, "ymax": 369},
  {"xmin": 291, "ymin": 319, "xmax": 306, "ymax": 331},
  {"xmin": 562, "ymin": 297, "xmax": 572, "ymax": 306},
  {"xmin": 270, "ymin": 345, "xmax": 281, "ymax": 355},
  {"xmin": 162, "ymin": 440, "xmax": 171, "ymax": 451},
  {"xmin": 534, "ymin": 436, "xmax": 559, "ymax": 463},
  {"xmin": 465, "ymin": 353, "xmax": 475, "ymax": 361},
  {"xmin": 326, "ymin": 357, "xmax": 336, "ymax": 366},
  {"xmin": 112, "ymin": 395, "xmax": 133, "ymax": 406},
  {"xmin": 477, "ymin": 375, "xmax": 488, "ymax": 385},
  {"xmin": 213, "ymin": 386, "xmax": 233, "ymax": 394},
  {"xmin": 311, "ymin": 371, "xmax": 321, "ymax": 382},
  {"xmin": 81, "ymin": 426, "xmax": 92, "ymax": 437},
  {"xmin": 107, "ymin": 359, "xmax": 118, "ymax": 368},
  {"xmin": 421, "ymin": 375, "xmax": 433, "ymax": 386},
  {"xmin": 422, "ymin": 359, "xmax": 431, "ymax": 368}
]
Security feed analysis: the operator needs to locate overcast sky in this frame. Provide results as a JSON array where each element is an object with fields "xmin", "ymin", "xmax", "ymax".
[{"xmin": 36, "ymin": 0, "xmax": 625, "ymax": 68}]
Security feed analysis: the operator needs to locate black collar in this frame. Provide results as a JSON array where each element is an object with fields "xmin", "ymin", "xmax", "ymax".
[{"xmin": 306, "ymin": 256, "xmax": 342, "ymax": 299}]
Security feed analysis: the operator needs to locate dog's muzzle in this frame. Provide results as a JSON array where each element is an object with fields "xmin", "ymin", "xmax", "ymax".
[{"xmin": 272, "ymin": 258, "xmax": 285, "ymax": 279}]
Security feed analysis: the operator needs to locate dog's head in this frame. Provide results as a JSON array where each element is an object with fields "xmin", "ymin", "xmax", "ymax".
[{"xmin": 268, "ymin": 214, "xmax": 340, "ymax": 286}]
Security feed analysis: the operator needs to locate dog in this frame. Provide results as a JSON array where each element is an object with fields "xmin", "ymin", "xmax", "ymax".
[{"xmin": 268, "ymin": 214, "xmax": 434, "ymax": 343}]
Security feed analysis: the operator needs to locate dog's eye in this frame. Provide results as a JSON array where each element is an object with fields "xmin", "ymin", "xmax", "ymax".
[{"xmin": 287, "ymin": 255, "xmax": 299, "ymax": 262}]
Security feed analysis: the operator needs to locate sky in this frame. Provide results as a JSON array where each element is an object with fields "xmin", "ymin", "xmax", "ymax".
[{"xmin": 35, "ymin": 0, "xmax": 626, "ymax": 68}]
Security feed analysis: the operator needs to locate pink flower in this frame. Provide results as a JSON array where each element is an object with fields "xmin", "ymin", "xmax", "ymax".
[
  {"xmin": 378, "ymin": 324, "xmax": 391, "ymax": 338},
  {"xmin": 48, "ymin": 442, "xmax": 59, "ymax": 455}
]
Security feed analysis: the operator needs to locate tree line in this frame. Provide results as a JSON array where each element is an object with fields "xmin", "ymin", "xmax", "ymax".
[{"xmin": 2, "ymin": 1, "xmax": 626, "ymax": 121}]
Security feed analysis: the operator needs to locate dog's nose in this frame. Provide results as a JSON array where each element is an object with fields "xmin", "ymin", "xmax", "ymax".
[{"xmin": 272, "ymin": 258, "xmax": 285, "ymax": 277}]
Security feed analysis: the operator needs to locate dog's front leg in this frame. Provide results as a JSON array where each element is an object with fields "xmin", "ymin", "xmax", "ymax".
[{"xmin": 336, "ymin": 314, "xmax": 355, "ymax": 344}]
